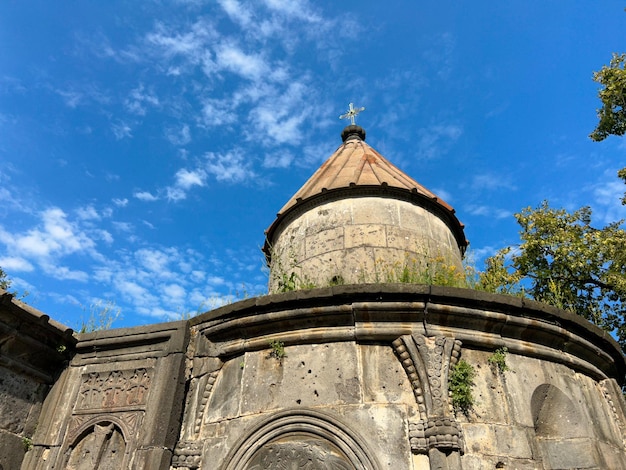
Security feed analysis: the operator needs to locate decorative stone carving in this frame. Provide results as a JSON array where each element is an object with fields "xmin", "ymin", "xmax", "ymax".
[
  {"xmin": 601, "ymin": 378, "xmax": 626, "ymax": 448},
  {"xmin": 172, "ymin": 441, "xmax": 203, "ymax": 470},
  {"xmin": 194, "ymin": 370, "xmax": 219, "ymax": 435},
  {"xmin": 408, "ymin": 418, "xmax": 463, "ymax": 454},
  {"xmin": 66, "ymin": 412, "xmax": 142, "ymax": 447},
  {"xmin": 223, "ymin": 409, "xmax": 380, "ymax": 470},
  {"xmin": 247, "ymin": 438, "xmax": 352, "ymax": 469},
  {"xmin": 76, "ymin": 368, "xmax": 153, "ymax": 411},
  {"xmin": 392, "ymin": 334, "xmax": 463, "ymax": 455},
  {"xmin": 64, "ymin": 422, "xmax": 126, "ymax": 470}
]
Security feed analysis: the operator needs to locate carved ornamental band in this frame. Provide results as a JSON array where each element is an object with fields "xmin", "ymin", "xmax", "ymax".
[{"xmin": 76, "ymin": 368, "xmax": 153, "ymax": 411}]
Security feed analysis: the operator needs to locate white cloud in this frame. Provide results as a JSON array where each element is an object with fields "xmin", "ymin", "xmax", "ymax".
[
  {"xmin": 215, "ymin": 43, "xmax": 268, "ymax": 80},
  {"xmin": 112, "ymin": 221, "xmax": 133, "ymax": 232},
  {"xmin": 0, "ymin": 256, "xmax": 34, "ymax": 272},
  {"xmin": 112, "ymin": 121, "xmax": 133, "ymax": 140},
  {"xmin": 263, "ymin": 151, "xmax": 293, "ymax": 168},
  {"xmin": 125, "ymin": 84, "xmax": 160, "ymax": 115},
  {"xmin": 218, "ymin": 0, "xmax": 253, "ymax": 27},
  {"xmin": 470, "ymin": 173, "xmax": 517, "ymax": 192},
  {"xmin": 249, "ymin": 81, "xmax": 311, "ymax": 145},
  {"xmin": 112, "ymin": 198, "xmax": 129, "ymax": 207},
  {"xmin": 416, "ymin": 123, "xmax": 463, "ymax": 160},
  {"xmin": 76, "ymin": 205, "xmax": 100, "ymax": 220},
  {"xmin": 175, "ymin": 168, "xmax": 207, "ymax": 189},
  {"xmin": 1, "ymin": 208, "xmax": 96, "ymax": 259},
  {"xmin": 44, "ymin": 264, "xmax": 89, "ymax": 282},
  {"xmin": 204, "ymin": 150, "xmax": 256, "ymax": 183},
  {"xmin": 166, "ymin": 124, "xmax": 191, "ymax": 146},
  {"xmin": 134, "ymin": 191, "xmax": 159, "ymax": 201},
  {"xmin": 261, "ymin": 0, "xmax": 321, "ymax": 22},
  {"xmin": 200, "ymin": 98, "xmax": 238, "ymax": 127},
  {"xmin": 465, "ymin": 204, "xmax": 511, "ymax": 219},
  {"xmin": 135, "ymin": 248, "xmax": 172, "ymax": 273},
  {"xmin": 166, "ymin": 187, "xmax": 187, "ymax": 201}
]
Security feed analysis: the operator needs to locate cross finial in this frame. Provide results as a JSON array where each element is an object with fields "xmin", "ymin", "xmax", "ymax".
[{"xmin": 339, "ymin": 102, "xmax": 365, "ymax": 126}]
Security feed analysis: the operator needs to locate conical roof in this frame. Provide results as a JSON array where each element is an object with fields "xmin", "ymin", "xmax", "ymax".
[
  {"xmin": 264, "ymin": 125, "xmax": 468, "ymax": 257},
  {"xmin": 277, "ymin": 125, "xmax": 454, "ymax": 216}
]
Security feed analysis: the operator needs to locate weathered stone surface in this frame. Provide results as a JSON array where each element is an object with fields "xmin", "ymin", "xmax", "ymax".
[
  {"xmin": 0, "ymin": 429, "xmax": 27, "ymax": 470},
  {"xmin": 359, "ymin": 344, "xmax": 414, "ymax": 405},
  {"xmin": 267, "ymin": 198, "xmax": 464, "ymax": 293},
  {"xmin": 536, "ymin": 437, "xmax": 599, "ymax": 469}
]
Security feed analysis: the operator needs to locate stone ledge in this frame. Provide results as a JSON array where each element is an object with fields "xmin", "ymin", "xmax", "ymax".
[{"xmin": 191, "ymin": 284, "xmax": 625, "ymax": 384}]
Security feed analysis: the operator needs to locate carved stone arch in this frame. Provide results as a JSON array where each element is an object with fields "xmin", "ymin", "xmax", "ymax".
[
  {"xmin": 531, "ymin": 383, "xmax": 586, "ymax": 439},
  {"xmin": 222, "ymin": 408, "xmax": 381, "ymax": 470},
  {"xmin": 62, "ymin": 415, "xmax": 132, "ymax": 470}
]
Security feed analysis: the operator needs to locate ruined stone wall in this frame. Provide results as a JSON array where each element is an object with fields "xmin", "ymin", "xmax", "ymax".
[
  {"xmin": 10, "ymin": 285, "xmax": 626, "ymax": 469},
  {"xmin": 268, "ymin": 197, "xmax": 464, "ymax": 293},
  {"xmin": 181, "ymin": 285, "xmax": 626, "ymax": 470},
  {"xmin": 22, "ymin": 322, "xmax": 188, "ymax": 470},
  {"xmin": 0, "ymin": 291, "xmax": 75, "ymax": 470}
]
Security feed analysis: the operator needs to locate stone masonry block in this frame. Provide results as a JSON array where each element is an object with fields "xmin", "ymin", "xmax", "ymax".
[
  {"xmin": 304, "ymin": 201, "xmax": 353, "ymax": 236},
  {"xmin": 305, "ymin": 226, "xmax": 345, "ymax": 258},
  {"xmin": 344, "ymin": 224, "xmax": 386, "ymax": 249},
  {"xmin": 359, "ymin": 344, "xmax": 415, "ymax": 405},
  {"xmin": 536, "ymin": 437, "xmax": 599, "ymax": 469},
  {"xmin": 351, "ymin": 199, "xmax": 399, "ymax": 225},
  {"xmin": 398, "ymin": 203, "xmax": 431, "ymax": 234},
  {"xmin": 238, "ymin": 342, "xmax": 361, "ymax": 415}
]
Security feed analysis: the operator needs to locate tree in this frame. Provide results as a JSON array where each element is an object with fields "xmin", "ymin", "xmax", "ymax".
[
  {"xmin": 480, "ymin": 201, "xmax": 626, "ymax": 351},
  {"xmin": 590, "ymin": 53, "xmax": 626, "ymax": 142},
  {"xmin": 591, "ymin": 53, "xmax": 626, "ymax": 204},
  {"xmin": 0, "ymin": 266, "xmax": 10, "ymax": 291}
]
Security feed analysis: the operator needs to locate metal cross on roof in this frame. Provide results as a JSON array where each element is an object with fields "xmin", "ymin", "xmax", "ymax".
[{"xmin": 339, "ymin": 102, "xmax": 365, "ymax": 126}]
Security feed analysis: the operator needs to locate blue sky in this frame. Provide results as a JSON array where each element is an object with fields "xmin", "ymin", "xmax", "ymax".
[{"xmin": 1, "ymin": 1, "xmax": 625, "ymax": 329}]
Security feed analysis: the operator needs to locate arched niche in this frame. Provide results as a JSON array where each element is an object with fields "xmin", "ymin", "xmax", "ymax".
[
  {"xmin": 63, "ymin": 420, "xmax": 127, "ymax": 470},
  {"xmin": 223, "ymin": 409, "xmax": 380, "ymax": 470},
  {"xmin": 531, "ymin": 383, "xmax": 586, "ymax": 439}
]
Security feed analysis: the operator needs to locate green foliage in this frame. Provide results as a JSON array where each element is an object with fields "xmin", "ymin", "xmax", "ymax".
[
  {"xmin": 328, "ymin": 275, "xmax": 345, "ymax": 287},
  {"xmin": 268, "ymin": 340, "xmax": 286, "ymax": 361},
  {"xmin": 374, "ymin": 254, "xmax": 468, "ymax": 288},
  {"xmin": 488, "ymin": 347, "xmax": 510, "ymax": 373},
  {"xmin": 448, "ymin": 359, "xmax": 476, "ymax": 415},
  {"xmin": 78, "ymin": 300, "xmax": 121, "ymax": 333},
  {"xmin": 480, "ymin": 201, "xmax": 626, "ymax": 350},
  {"xmin": 22, "ymin": 437, "xmax": 33, "ymax": 452},
  {"xmin": 0, "ymin": 266, "xmax": 10, "ymax": 291},
  {"xmin": 277, "ymin": 271, "xmax": 316, "ymax": 292},
  {"xmin": 590, "ymin": 53, "xmax": 626, "ymax": 142},
  {"xmin": 590, "ymin": 54, "xmax": 626, "ymax": 206}
]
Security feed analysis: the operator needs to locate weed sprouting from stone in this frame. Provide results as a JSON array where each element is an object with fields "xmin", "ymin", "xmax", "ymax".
[
  {"xmin": 488, "ymin": 347, "xmax": 510, "ymax": 373},
  {"xmin": 449, "ymin": 359, "xmax": 476, "ymax": 415}
]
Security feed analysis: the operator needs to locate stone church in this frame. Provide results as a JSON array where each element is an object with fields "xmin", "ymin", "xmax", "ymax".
[{"xmin": 1, "ymin": 121, "xmax": 625, "ymax": 469}]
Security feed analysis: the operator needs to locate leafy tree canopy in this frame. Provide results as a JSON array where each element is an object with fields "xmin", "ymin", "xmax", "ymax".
[
  {"xmin": 480, "ymin": 201, "xmax": 626, "ymax": 351},
  {"xmin": 591, "ymin": 53, "xmax": 626, "ymax": 205},
  {"xmin": 0, "ymin": 266, "xmax": 11, "ymax": 291},
  {"xmin": 591, "ymin": 53, "xmax": 626, "ymax": 142}
]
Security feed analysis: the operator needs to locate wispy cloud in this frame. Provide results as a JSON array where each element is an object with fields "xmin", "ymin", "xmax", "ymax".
[
  {"xmin": 204, "ymin": 150, "xmax": 256, "ymax": 183},
  {"xmin": 416, "ymin": 123, "xmax": 463, "ymax": 159},
  {"xmin": 465, "ymin": 204, "xmax": 512, "ymax": 219},
  {"xmin": 125, "ymin": 84, "xmax": 160, "ymax": 115},
  {"xmin": 134, "ymin": 191, "xmax": 159, "ymax": 201},
  {"xmin": 469, "ymin": 173, "xmax": 518, "ymax": 192},
  {"xmin": 111, "ymin": 121, "xmax": 133, "ymax": 139}
]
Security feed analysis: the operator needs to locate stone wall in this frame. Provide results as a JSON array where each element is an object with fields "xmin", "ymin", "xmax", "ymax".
[
  {"xmin": 8, "ymin": 285, "xmax": 626, "ymax": 469},
  {"xmin": 22, "ymin": 321, "xmax": 188, "ymax": 470},
  {"xmin": 268, "ymin": 197, "xmax": 464, "ymax": 293},
  {"xmin": 0, "ymin": 290, "xmax": 75, "ymax": 470}
]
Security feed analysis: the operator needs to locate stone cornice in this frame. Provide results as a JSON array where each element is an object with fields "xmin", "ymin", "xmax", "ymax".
[{"xmin": 191, "ymin": 284, "xmax": 625, "ymax": 384}]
